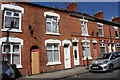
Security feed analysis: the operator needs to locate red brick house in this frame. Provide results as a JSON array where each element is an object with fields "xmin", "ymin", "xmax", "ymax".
[{"xmin": 0, "ymin": 2, "xmax": 120, "ymax": 76}]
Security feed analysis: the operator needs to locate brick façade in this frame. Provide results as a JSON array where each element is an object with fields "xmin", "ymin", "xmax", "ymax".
[{"xmin": 0, "ymin": 2, "xmax": 120, "ymax": 76}]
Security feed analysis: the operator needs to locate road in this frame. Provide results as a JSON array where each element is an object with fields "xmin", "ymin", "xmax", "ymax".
[{"xmin": 60, "ymin": 69, "xmax": 120, "ymax": 80}]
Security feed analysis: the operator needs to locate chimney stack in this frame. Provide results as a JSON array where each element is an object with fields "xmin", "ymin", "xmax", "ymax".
[
  {"xmin": 94, "ymin": 11, "xmax": 104, "ymax": 19},
  {"xmin": 66, "ymin": 2, "xmax": 77, "ymax": 11},
  {"xmin": 112, "ymin": 17, "xmax": 120, "ymax": 23}
]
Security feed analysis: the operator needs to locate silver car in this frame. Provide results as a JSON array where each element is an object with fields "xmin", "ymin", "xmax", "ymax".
[{"xmin": 89, "ymin": 52, "xmax": 120, "ymax": 72}]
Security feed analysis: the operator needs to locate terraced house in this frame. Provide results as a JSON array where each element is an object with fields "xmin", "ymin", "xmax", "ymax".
[{"xmin": 0, "ymin": 2, "xmax": 120, "ymax": 76}]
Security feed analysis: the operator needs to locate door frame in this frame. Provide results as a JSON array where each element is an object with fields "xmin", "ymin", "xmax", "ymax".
[{"xmin": 62, "ymin": 40, "xmax": 72, "ymax": 69}]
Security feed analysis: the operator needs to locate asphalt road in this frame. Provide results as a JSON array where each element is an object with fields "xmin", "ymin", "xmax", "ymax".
[{"xmin": 60, "ymin": 68, "xmax": 120, "ymax": 80}]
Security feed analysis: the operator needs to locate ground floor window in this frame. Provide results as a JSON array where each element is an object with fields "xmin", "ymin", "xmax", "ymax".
[
  {"xmin": 46, "ymin": 43, "xmax": 60, "ymax": 62},
  {"xmin": 2, "ymin": 43, "xmax": 21, "ymax": 65},
  {"xmin": 117, "ymin": 43, "xmax": 120, "ymax": 52},
  {"xmin": 100, "ymin": 43, "xmax": 106, "ymax": 54},
  {"xmin": 45, "ymin": 39, "xmax": 61, "ymax": 65},
  {"xmin": 82, "ymin": 41, "xmax": 91, "ymax": 59}
]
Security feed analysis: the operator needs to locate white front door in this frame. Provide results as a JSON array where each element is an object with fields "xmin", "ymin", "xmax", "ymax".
[
  {"xmin": 73, "ymin": 43, "xmax": 79, "ymax": 66},
  {"xmin": 64, "ymin": 45, "xmax": 71, "ymax": 69}
]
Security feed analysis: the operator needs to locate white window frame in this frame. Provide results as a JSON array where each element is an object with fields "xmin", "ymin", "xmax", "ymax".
[
  {"xmin": 114, "ymin": 26, "xmax": 119, "ymax": 38},
  {"xmin": 45, "ymin": 39, "xmax": 61, "ymax": 66},
  {"xmin": 44, "ymin": 12, "xmax": 60, "ymax": 35},
  {"xmin": 97, "ymin": 23, "xmax": 104, "ymax": 37},
  {"xmin": 2, "ymin": 43, "xmax": 21, "ymax": 68},
  {"xmin": 1, "ymin": 4, "xmax": 24, "ymax": 32},
  {"xmin": 81, "ymin": 39, "xmax": 92, "ymax": 60},
  {"xmin": 100, "ymin": 43, "xmax": 106, "ymax": 54},
  {"xmin": 0, "ymin": 37, "xmax": 23, "ymax": 68},
  {"xmin": 80, "ymin": 19, "xmax": 89, "ymax": 36}
]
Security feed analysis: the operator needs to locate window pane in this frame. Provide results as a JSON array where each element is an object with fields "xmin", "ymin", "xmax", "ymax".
[
  {"xmin": 5, "ymin": 16, "xmax": 12, "ymax": 28},
  {"xmin": 47, "ymin": 44, "xmax": 52, "ymax": 50},
  {"xmin": 46, "ymin": 22, "xmax": 51, "ymax": 32},
  {"xmin": 115, "ymin": 31, "xmax": 119, "ymax": 37},
  {"xmin": 54, "ymin": 50, "xmax": 59, "ymax": 62},
  {"xmin": 47, "ymin": 50, "xmax": 52, "ymax": 62},
  {"xmin": 12, "ymin": 54, "xmax": 20, "ymax": 65},
  {"xmin": 100, "ymin": 47, "xmax": 105, "ymax": 54},
  {"xmin": 3, "ymin": 45, "xmax": 10, "ymax": 52},
  {"xmin": 13, "ymin": 45, "xmax": 19, "ymax": 52},
  {"xmin": 6, "ymin": 12, "xmax": 12, "ymax": 16},
  {"xmin": 52, "ymin": 21, "xmax": 57, "ymax": 33},
  {"xmin": 46, "ymin": 16, "xmax": 51, "ymax": 21},
  {"xmin": 14, "ymin": 12, "xmax": 19, "ymax": 17},
  {"xmin": 99, "ymin": 29, "xmax": 103, "ymax": 35},
  {"xmin": 14, "ymin": 18, "xmax": 19, "ymax": 29}
]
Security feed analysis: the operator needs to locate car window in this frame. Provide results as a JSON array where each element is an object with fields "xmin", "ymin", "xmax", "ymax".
[
  {"xmin": 116, "ymin": 52, "xmax": 120, "ymax": 57},
  {"xmin": 110, "ymin": 54, "xmax": 116, "ymax": 60},
  {"xmin": 114, "ymin": 52, "xmax": 118, "ymax": 58}
]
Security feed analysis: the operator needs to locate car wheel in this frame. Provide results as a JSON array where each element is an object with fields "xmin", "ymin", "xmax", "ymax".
[{"xmin": 109, "ymin": 64, "xmax": 114, "ymax": 72}]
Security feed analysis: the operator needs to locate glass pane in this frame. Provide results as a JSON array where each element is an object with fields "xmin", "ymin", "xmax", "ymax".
[
  {"xmin": 99, "ymin": 29, "xmax": 103, "ymax": 35},
  {"xmin": 54, "ymin": 50, "xmax": 59, "ymax": 62},
  {"xmin": 5, "ymin": 16, "xmax": 12, "ymax": 28},
  {"xmin": 12, "ymin": 18, "xmax": 19, "ymax": 29},
  {"xmin": 47, "ymin": 50, "xmax": 52, "ymax": 62},
  {"xmin": 14, "ymin": 12, "xmax": 19, "ymax": 16},
  {"xmin": 12, "ymin": 54, "xmax": 20, "ymax": 65},
  {"xmin": 3, "ymin": 45, "xmax": 10, "ymax": 52},
  {"xmin": 52, "ymin": 21, "xmax": 57, "ymax": 33},
  {"xmin": 46, "ymin": 16, "xmax": 52, "ymax": 21},
  {"xmin": 115, "ymin": 31, "xmax": 119, "ymax": 37},
  {"xmin": 100, "ymin": 47, "xmax": 105, "ymax": 54},
  {"xmin": 13, "ymin": 45, "xmax": 19, "ymax": 52},
  {"xmin": 54, "ymin": 44, "xmax": 59, "ymax": 50},
  {"xmin": 6, "ymin": 12, "xmax": 12, "ymax": 16},
  {"xmin": 46, "ymin": 22, "xmax": 51, "ymax": 32},
  {"xmin": 47, "ymin": 44, "xmax": 52, "ymax": 50},
  {"xmin": 74, "ymin": 49, "xmax": 77, "ymax": 58}
]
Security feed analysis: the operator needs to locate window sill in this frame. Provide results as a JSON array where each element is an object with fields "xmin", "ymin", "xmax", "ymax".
[
  {"xmin": 82, "ymin": 56, "xmax": 92, "ymax": 60},
  {"xmin": 99, "ymin": 35, "xmax": 104, "ymax": 37},
  {"xmin": 2, "ymin": 29, "xmax": 22, "ymax": 33},
  {"xmin": 16, "ymin": 65, "xmax": 23, "ymax": 68},
  {"xmin": 46, "ymin": 62, "xmax": 61, "ymax": 66},
  {"xmin": 81, "ymin": 34, "xmax": 89, "ymax": 36},
  {"xmin": 116, "ymin": 37, "xmax": 119, "ymax": 39},
  {"xmin": 46, "ymin": 32, "xmax": 60, "ymax": 36}
]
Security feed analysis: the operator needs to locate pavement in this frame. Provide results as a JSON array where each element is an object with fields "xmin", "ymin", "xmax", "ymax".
[{"xmin": 17, "ymin": 66, "xmax": 89, "ymax": 80}]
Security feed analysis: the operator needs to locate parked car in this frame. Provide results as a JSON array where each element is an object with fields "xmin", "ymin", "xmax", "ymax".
[
  {"xmin": 89, "ymin": 52, "xmax": 120, "ymax": 72},
  {"xmin": 1, "ymin": 61, "xmax": 16, "ymax": 80}
]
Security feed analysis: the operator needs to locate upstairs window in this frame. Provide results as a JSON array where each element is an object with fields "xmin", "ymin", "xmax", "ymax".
[
  {"xmin": 80, "ymin": 19, "xmax": 88, "ymax": 36},
  {"xmin": 4, "ymin": 10, "xmax": 21, "ymax": 29},
  {"xmin": 114, "ymin": 26, "xmax": 119, "ymax": 38},
  {"xmin": 98, "ymin": 25, "xmax": 104, "ymax": 36},
  {"xmin": 1, "ymin": 4, "xmax": 24, "ymax": 32},
  {"xmin": 44, "ymin": 12, "xmax": 60, "ymax": 35}
]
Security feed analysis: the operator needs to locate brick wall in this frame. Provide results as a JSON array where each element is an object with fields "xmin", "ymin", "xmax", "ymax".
[{"xmin": 1, "ymin": 2, "xmax": 120, "ymax": 76}]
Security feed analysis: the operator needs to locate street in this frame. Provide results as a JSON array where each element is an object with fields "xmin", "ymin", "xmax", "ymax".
[{"xmin": 60, "ymin": 68, "xmax": 120, "ymax": 80}]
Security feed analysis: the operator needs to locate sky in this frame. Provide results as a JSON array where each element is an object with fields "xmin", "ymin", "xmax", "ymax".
[{"xmin": 32, "ymin": 2, "xmax": 119, "ymax": 21}]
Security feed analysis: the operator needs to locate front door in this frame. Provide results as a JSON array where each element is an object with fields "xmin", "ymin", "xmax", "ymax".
[
  {"xmin": 73, "ymin": 43, "xmax": 79, "ymax": 66},
  {"xmin": 64, "ymin": 45, "xmax": 71, "ymax": 69},
  {"xmin": 31, "ymin": 49, "xmax": 40, "ymax": 74}
]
